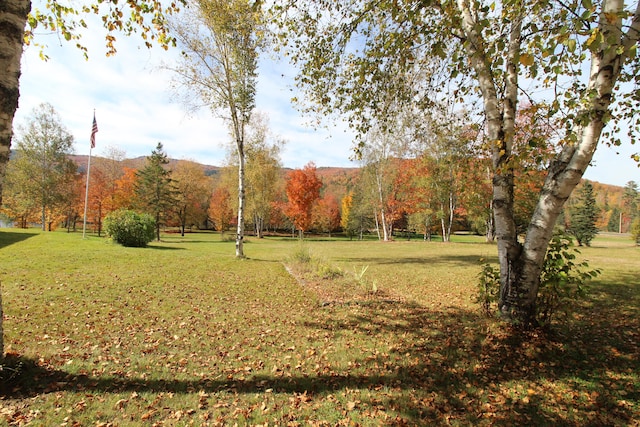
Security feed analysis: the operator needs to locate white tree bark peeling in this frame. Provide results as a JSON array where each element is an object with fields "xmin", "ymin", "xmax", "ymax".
[{"xmin": 505, "ymin": 0, "xmax": 640, "ymax": 322}]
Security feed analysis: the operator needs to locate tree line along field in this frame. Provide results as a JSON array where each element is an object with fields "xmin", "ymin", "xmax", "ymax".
[
  {"xmin": 3, "ymin": 102, "xmax": 638, "ymax": 245},
  {"xmin": 0, "ymin": 228, "xmax": 638, "ymax": 426},
  {"xmin": 4, "ymin": 149, "xmax": 637, "ymax": 238}
]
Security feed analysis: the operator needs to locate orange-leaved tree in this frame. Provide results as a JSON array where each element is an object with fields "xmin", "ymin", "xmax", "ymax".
[
  {"xmin": 209, "ymin": 186, "xmax": 235, "ymax": 234},
  {"xmin": 112, "ymin": 167, "xmax": 138, "ymax": 211},
  {"xmin": 284, "ymin": 162, "xmax": 322, "ymax": 238},
  {"xmin": 312, "ymin": 193, "xmax": 341, "ymax": 236},
  {"xmin": 86, "ymin": 168, "xmax": 110, "ymax": 236}
]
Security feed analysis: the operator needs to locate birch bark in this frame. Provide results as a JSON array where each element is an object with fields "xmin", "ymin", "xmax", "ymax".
[
  {"xmin": 507, "ymin": 0, "xmax": 640, "ymax": 320},
  {"xmin": 457, "ymin": 0, "xmax": 640, "ymax": 324}
]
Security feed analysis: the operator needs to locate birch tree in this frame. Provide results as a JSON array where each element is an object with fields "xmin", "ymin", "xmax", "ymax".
[
  {"xmin": 273, "ymin": 0, "xmax": 640, "ymax": 326},
  {"xmin": 5, "ymin": 103, "xmax": 76, "ymax": 231},
  {"xmin": 359, "ymin": 124, "xmax": 410, "ymax": 241},
  {"xmin": 244, "ymin": 114, "xmax": 284, "ymax": 238},
  {"xmin": 167, "ymin": 0, "xmax": 260, "ymax": 258}
]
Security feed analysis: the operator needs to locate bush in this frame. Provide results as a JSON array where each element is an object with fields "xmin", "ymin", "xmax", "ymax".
[
  {"xmin": 476, "ymin": 232, "xmax": 600, "ymax": 327},
  {"xmin": 631, "ymin": 217, "xmax": 640, "ymax": 246},
  {"xmin": 104, "ymin": 209, "xmax": 156, "ymax": 247}
]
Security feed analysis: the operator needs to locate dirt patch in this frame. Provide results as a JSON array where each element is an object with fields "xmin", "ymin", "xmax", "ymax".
[{"xmin": 283, "ymin": 262, "xmax": 405, "ymax": 306}]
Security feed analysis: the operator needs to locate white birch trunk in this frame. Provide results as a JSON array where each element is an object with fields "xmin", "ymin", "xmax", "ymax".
[
  {"xmin": 447, "ymin": 189, "xmax": 455, "ymax": 242},
  {"xmin": 506, "ymin": 0, "xmax": 640, "ymax": 317},
  {"xmin": 235, "ymin": 136, "xmax": 246, "ymax": 258},
  {"xmin": 374, "ymin": 167, "xmax": 390, "ymax": 241},
  {"xmin": 440, "ymin": 215, "xmax": 447, "ymax": 242},
  {"xmin": 456, "ymin": 0, "xmax": 528, "ymax": 321},
  {"xmin": 458, "ymin": 0, "xmax": 640, "ymax": 324}
]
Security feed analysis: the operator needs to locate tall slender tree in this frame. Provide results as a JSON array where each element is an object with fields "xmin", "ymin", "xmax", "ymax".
[
  {"xmin": 359, "ymin": 126, "xmax": 406, "ymax": 241},
  {"xmin": 167, "ymin": 0, "xmax": 261, "ymax": 258},
  {"xmin": 234, "ymin": 112, "xmax": 284, "ymax": 238}
]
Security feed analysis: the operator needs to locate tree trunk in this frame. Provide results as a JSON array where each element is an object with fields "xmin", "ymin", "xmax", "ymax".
[
  {"xmin": 440, "ymin": 212, "xmax": 447, "ymax": 242},
  {"xmin": 374, "ymin": 210, "xmax": 381, "ymax": 240},
  {"xmin": 457, "ymin": 0, "xmax": 529, "ymax": 322},
  {"xmin": 255, "ymin": 213, "xmax": 264, "ymax": 238},
  {"xmin": 0, "ymin": 0, "xmax": 29, "ymax": 358},
  {"xmin": 235, "ymin": 139, "xmax": 245, "ymax": 258},
  {"xmin": 156, "ymin": 212, "xmax": 161, "ymax": 241},
  {"xmin": 463, "ymin": 0, "xmax": 640, "ymax": 326},
  {"xmin": 0, "ymin": 0, "xmax": 29, "ymax": 204}
]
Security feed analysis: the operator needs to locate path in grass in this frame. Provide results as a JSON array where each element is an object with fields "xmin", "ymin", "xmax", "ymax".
[{"xmin": 0, "ymin": 230, "xmax": 638, "ymax": 426}]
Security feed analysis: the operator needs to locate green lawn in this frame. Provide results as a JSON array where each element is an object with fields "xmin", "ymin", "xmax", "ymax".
[{"xmin": 0, "ymin": 229, "xmax": 638, "ymax": 426}]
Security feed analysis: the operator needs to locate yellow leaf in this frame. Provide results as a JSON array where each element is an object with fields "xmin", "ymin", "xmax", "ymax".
[{"xmin": 520, "ymin": 53, "xmax": 534, "ymax": 66}]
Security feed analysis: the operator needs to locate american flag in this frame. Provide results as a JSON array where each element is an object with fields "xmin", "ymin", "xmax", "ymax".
[{"xmin": 90, "ymin": 114, "xmax": 98, "ymax": 149}]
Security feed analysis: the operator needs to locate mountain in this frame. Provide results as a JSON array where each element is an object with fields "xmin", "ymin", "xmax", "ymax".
[{"xmin": 70, "ymin": 155, "xmax": 221, "ymax": 176}]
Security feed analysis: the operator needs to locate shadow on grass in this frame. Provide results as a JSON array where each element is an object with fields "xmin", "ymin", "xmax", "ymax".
[
  {"xmin": 159, "ymin": 240, "xmax": 234, "ymax": 245},
  {"xmin": 341, "ymin": 254, "xmax": 491, "ymax": 267},
  {"xmin": 2, "ymin": 294, "xmax": 638, "ymax": 425},
  {"xmin": 0, "ymin": 230, "xmax": 39, "ymax": 249},
  {"xmin": 146, "ymin": 245, "xmax": 185, "ymax": 251}
]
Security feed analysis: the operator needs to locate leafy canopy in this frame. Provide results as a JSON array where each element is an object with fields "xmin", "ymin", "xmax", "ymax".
[{"xmin": 24, "ymin": 0, "xmax": 186, "ymax": 58}]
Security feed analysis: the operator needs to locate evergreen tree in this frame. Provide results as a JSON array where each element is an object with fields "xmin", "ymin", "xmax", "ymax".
[
  {"xmin": 135, "ymin": 143, "xmax": 176, "ymax": 241},
  {"xmin": 569, "ymin": 181, "xmax": 599, "ymax": 247}
]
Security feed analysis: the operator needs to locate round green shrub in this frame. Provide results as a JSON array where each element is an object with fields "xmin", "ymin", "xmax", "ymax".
[
  {"xmin": 631, "ymin": 218, "xmax": 640, "ymax": 246},
  {"xmin": 104, "ymin": 209, "xmax": 156, "ymax": 247}
]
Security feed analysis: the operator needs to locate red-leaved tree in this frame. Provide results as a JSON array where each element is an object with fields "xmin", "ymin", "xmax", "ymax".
[{"xmin": 284, "ymin": 162, "xmax": 322, "ymax": 238}]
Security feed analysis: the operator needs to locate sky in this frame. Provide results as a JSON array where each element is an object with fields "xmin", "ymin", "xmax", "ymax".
[
  {"xmin": 15, "ymin": 23, "xmax": 357, "ymax": 171},
  {"xmin": 13, "ymin": 16, "xmax": 639, "ymax": 187}
]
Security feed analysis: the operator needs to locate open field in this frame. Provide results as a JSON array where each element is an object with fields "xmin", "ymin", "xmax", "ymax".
[{"xmin": 0, "ymin": 229, "xmax": 638, "ymax": 426}]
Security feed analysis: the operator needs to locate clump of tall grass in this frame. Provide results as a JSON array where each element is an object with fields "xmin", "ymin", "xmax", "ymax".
[{"xmin": 286, "ymin": 241, "xmax": 343, "ymax": 279}]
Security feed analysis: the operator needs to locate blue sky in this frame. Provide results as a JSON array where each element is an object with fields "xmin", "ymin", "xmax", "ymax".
[{"xmin": 13, "ymin": 18, "xmax": 639, "ymax": 187}]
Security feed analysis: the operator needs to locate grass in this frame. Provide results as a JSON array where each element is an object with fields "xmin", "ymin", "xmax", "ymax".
[{"xmin": 0, "ymin": 229, "xmax": 638, "ymax": 426}]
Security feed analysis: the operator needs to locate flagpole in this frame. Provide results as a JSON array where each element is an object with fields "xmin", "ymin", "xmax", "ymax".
[{"xmin": 83, "ymin": 111, "xmax": 98, "ymax": 239}]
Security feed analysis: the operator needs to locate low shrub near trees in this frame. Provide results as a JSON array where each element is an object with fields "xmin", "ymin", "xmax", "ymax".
[
  {"xmin": 104, "ymin": 209, "xmax": 156, "ymax": 247},
  {"xmin": 631, "ymin": 218, "xmax": 640, "ymax": 246},
  {"xmin": 477, "ymin": 233, "xmax": 600, "ymax": 328}
]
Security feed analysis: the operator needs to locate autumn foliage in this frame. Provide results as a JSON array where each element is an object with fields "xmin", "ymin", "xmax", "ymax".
[
  {"xmin": 312, "ymin": 193, "xmax": 341, "ymax": 235},
  {"xmin": 209, "ymin": 187, "xmax": 234, "ymax": 232},
  {"xmin": 284, "ymin": 162, "xmax": 323, "ymax": 235}
]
